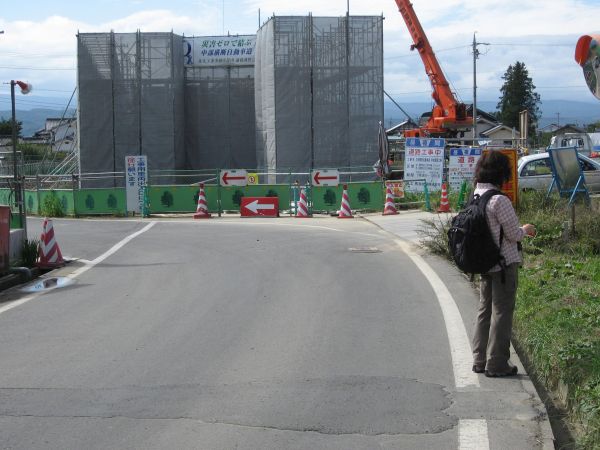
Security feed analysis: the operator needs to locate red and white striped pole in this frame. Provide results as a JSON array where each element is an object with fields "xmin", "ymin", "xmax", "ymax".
[{"xmin": 383, "ymin": 185, "xmax": 398, "ymax": 215}]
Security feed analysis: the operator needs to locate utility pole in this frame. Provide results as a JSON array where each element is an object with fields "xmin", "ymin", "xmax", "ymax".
[{"xmin": 472, "ymin": 33, "xmax": 489, "ymax": 144}]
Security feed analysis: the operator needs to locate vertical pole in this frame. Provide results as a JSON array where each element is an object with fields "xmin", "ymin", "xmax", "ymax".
[
  {"xmin": 472, "ymin": 34, "xmax": 477, "ymax": 144},
  {"xmin": 10, "ymin": 80, "xmax": 24, "ymax": 231},
  {"xmin": 424, "ymin": 181, "xmax": 431, "ymax": 212},
  {"xmin": 217, "ymin": 169, "xmax": 222, "ymax": 217}
]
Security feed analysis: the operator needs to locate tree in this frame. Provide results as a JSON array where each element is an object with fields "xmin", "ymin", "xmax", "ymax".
[
  {"xmin": 496, "ymin": 62, "xmax": 541, "ymax": 141},
  {"xmin": 0, "ymin": 118, "xmax": 22, "ymax": 137}
]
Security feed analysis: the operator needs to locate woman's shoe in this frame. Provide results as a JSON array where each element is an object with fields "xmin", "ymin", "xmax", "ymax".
[
  {"xmin": 472, "ymin": 364, "xmax": 485, "ymax": 374},
  {"xmin": 485, "ymin": 365, "xmax": 518, "ymax": 377}
]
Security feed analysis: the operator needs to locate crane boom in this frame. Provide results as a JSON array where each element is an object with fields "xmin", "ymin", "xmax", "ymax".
[{"xmin": 394, "ymin": 0, "xmax": 472, "ymax": 137}]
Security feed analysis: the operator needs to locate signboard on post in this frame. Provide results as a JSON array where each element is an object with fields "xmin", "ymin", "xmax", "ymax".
[
  {"xmin": 311, "ymin": 169, "xmax": 339, "ymax": 187},
  {"xmin": 449, "ymin": 147, "xmax": 481, "ymax": 190},
  {"xmin": 241, "ymin": 197, "xmax": 279, "ymax": 217},
  {"xmin": 220, "ymin": 169, "xmax": 248, "ymax": 187},
  {"xmin": 404, "ymin": 138, "xmax": 445, "ymax": 191},
  {"xmin": 125, "ymin": 155, "xmax": 148, "ymax": 214}
]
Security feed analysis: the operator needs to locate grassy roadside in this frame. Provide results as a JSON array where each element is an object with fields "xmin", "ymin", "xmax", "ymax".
[{"xmin": 418, "ymin": 191, "xmax": 600, "ymax": 449}]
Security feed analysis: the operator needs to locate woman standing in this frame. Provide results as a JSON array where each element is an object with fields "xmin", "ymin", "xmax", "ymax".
[{"xmin": 471, "ymin": 151, "xmax": 536, "ymax": 377}]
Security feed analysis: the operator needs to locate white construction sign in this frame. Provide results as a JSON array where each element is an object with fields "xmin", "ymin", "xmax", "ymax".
[
  {"xmin": 404, "ymin": 138, "xmax": 445, "ymax": 191},
  {"xmin": 125, "ymin": 155, "xmax": 148, "ymax": 214},
  {"xmin": 449, "ymin": 147, "xmax": 482, "ymax": 191}
]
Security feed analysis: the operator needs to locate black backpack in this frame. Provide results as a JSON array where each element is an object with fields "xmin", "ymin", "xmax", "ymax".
[{"xmin": 447, "ymin": 189, "xmax": 505, "ymax": 275}]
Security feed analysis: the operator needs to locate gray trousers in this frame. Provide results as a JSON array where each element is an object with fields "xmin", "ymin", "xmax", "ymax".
[{"xmin": 472, "ymin": 263, "xmax": 519, "ymax": 372}]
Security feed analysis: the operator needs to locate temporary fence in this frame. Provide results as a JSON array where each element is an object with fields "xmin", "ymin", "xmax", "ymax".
[{"xmin": 0, "ymin": 166, "xmax": 464, "ymax": 222}]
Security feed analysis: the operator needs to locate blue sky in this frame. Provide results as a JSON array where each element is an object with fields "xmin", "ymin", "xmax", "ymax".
[{"xmin": 1, "ymin": 0, "xmax": 600, "ymax": 115}]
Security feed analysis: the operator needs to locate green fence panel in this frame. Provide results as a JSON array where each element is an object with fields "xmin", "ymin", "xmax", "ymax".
[
  {"xmin": 74, "ymin": 189, "xmax": 126, "ymax": 216},
  {"xmin": 312, "ymin": 182, "xmax": 384, "ymax": 213},
  {"xmin": 0, "ymin": 188, "xmax": 11, "ymax": 206},
  {"xmin": 147, "ymin": 186, "xmax": 215, "ymax": 213},
  {"xmin": 25, "ymin": 190, "xmax": 39, "ymax": 215},
  {"xmin": 38, "ymin": 190, "xmax": 75, "ymax": 216}
]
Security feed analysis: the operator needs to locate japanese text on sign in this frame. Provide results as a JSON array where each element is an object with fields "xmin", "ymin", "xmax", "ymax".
[
  {"xmin": 404, "ymin": 138, "xmax": 445, "ymax": 192},
  {"xmin": 183, "ymin": 35, "xmax": 256, "ymax": 66},
  {"xmin": 125, "ymin": 155, "xmax": 148, "ymax": 214},
  {"xmin": 449, "ymin": 147, "xmax": 482, "ymax": 191}
]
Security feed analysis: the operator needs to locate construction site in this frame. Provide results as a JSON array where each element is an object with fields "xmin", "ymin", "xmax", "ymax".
[{"xmin": 77, "ymin": 15, "xmax": 384, "ymax": 182}]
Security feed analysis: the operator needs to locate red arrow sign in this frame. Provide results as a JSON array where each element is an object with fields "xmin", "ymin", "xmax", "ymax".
[
  {"xmin": 241, "ymin": 197, "xmax": 279, "ymax": 217},
  {"xmin": 221, "ymin": 171, "xmax": 247, "ymax": 186},
  {"xmin": 313, "ymin": 171, "xmax": 339, "ymax": 186}
]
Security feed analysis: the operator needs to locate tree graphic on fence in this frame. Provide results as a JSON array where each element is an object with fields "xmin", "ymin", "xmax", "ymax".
[
  {"xmin": 324, "ymin": 189, "xmax": 337, "ymax": 207},
  {"xmin": 265, "ymin": 189, "xmax": 278, "ymax": 197},
  {"xmin": 27, "ymin": 195, "xmax": 34, "ymax": 211},
  {"xmin": 107, "ymin": 194, "xmax": 117, "ymax": 209},
  {"xmin": 85, "ymin": 195, "xmax": 95, "ymax": 210},
  {"xmin": 357, "ymin": 188, "xmax": 370, "ymax": 205},
  {"xmin": 61, "ymin": 195, "xmax": 68, "ymax": 212},
  {"xmin": 161, "ymin": 191, "xmax": 174, "ymax": 208}
]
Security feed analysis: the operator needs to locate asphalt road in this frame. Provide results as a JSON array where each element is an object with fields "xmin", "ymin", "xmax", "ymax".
[{"xmin": 0, "ymin": 216, "xmax": 552, "ymax": 449}]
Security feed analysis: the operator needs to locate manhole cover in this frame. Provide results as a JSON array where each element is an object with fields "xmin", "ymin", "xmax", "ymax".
[
  {"xmin": 348, "ymin": 247, "xmax": 381, "ymax": 253},
  {"xmin": 21, "ymin": 277, "xmax": 74, "ymax": 293}
]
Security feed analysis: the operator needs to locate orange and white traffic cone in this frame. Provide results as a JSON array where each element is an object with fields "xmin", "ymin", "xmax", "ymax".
[
  {"xmin": 438, "ymin": 182, "xmax": 450, "ymax": 213},
  {"xmin": 193, "ymin": 183, "xmax": 211, "ymax": 219},
  {"xmin": 37, "ymin": 218, "xmax": 65, "ymax": 269},
  {"xmin": 383, "ymin": 185, "xmax": 398, "ymax": 215},
  {"xmin": 296, "ymin": 188, "xmax": 310, "ymax": 218},
  {"xmin": 338, "ymin": 185, "xmax": 353, "ymax": 219}
]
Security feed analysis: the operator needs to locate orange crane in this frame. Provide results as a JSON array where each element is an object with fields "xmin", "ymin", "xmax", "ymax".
[{"xmin": 394, "ymin": 0, "xmax": 473, "ymax": 137}]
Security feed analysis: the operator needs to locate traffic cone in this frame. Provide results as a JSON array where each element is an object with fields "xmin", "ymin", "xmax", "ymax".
[
  {"xmin": 37, "ymin": 218, "xmax": 65, "ymax": 269},
  {"xmin": 338, "ymin": 185, "xmax": 353, "ymax": 218},
  {"xmin": 438, "ymin": 183, "xmax": 451, "ymax": 213},
  {"xmin": 383, "ymin": 185, "xmax": 398, "ymax": 215},
  {"xmin": 193, "ymin": 183, "xmax": 211, "ymax": 219},
  {"xmin": 296, "ymin": 188, "xmax": 310, "ymax": 218}
]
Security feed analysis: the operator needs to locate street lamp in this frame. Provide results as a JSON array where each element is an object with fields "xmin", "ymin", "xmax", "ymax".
[{"xmin": 10, "ymin": 80, "xmax": 32, "ymax": 232}]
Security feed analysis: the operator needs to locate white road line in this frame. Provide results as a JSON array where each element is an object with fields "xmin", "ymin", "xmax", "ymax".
[
  {"xmin": 395, "ymin": 239, "xmax": 479, "ymax": 389},
  {"xmin": 459, "ymin": 419, "xmax": 490, "ymax": 450},
  {"xmin": 0, "ymin": 222, "xmax": 157, "ymax": 316},
  {"xmin": 68, "ymin": 221, "xmax": 156, "ymax": 279}
]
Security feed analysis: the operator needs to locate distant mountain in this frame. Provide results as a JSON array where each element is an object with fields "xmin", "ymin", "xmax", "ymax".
[
  {"xmin": 0, "ymin": 108, "xmax": 76, "ymax": 137},
  {"xmin": 384, "ymin": 99, "xmax": 600, "ymax": 130}
]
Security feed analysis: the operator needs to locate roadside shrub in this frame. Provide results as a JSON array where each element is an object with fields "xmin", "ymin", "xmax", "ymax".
[
  {"xmin": 20, "ymin": 238, "xmax": 39, "ymax": 267},
  {"xmin": 41, "ymin": 191, "xmax": 64, "ymax": 217},
  {"xmin": 417, "ymin": 215, "xmax": 452, "ymax": 258}
]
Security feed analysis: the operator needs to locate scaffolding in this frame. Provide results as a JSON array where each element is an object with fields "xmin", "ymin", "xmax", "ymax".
[
  {"xmin": 77, "ymin": 32, "xmax": 185, "ymax": 186},
  {"xmin": 255, "ymin": 15, "xmax": 384, "ymax": 173}
]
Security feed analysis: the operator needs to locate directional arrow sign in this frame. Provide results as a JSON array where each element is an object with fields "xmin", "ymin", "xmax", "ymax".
[
  {"xmin": 241, "ymin": 197, "xmax": 279, "ymax": 217},
  {"xmin": 311, "ymin": 169, "xmax": 339, "ymax": 187},
  {"xmin": 221, "ymin": 169, "xmax": 248, "ymax": 186}
]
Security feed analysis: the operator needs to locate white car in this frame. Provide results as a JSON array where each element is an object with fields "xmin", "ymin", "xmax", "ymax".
[{"xmin": 517, "ymin": 152, "xmax": 600, "ymax": 193}]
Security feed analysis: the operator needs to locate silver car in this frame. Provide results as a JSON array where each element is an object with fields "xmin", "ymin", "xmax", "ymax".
[{"xmin": 517, "ymin": 152, "xmax": 600, "ymax": 193}]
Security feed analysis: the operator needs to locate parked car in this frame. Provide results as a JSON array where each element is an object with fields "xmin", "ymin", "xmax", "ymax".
[{"xmin": 517, "ymin": 152, "xmax": 600, "ymax": 193}]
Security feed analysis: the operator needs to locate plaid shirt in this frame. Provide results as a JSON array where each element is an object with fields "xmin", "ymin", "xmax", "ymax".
[{"xmin": 474, "ymin": 183, "xmax": 526, "ymax": 272}]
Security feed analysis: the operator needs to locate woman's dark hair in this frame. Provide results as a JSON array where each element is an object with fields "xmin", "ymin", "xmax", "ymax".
[{"xmin": 474, "ymin": 151, "xmax": 512, "ymax": 186}]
